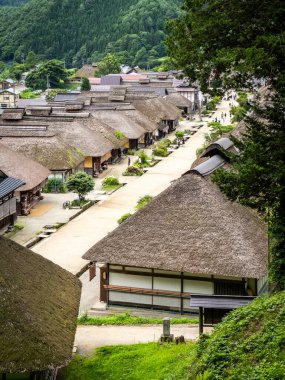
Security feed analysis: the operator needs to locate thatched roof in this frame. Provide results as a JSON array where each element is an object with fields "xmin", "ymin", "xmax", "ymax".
[
  {"xmin": 0, "ymin": 135, "xmax": 84, "ymax": 171},
  {"xmin": 0, "ymin": 143, "xmax": 50, "ymax": 191},
  {"xmin": 133, "ymin": 97, "xmax": 181, "ymax": 124},
  {"xmin": 0, "ymin": 236, "xmax": 81, "ymax": 373},
  {"xmin": 83, "ymin": 173, "xmax": 268, "ymax": 279},
  {"xmin": 91, "ymin": 110, "xmax": 145, "ymax": 139},
  {"xmin": 165, "ymin": 92, "xmax": 192, "ymax": 108},
  {"xmin": 74, "ymin": 64, "xmax": 98, "ymax": 78},
  {"xmin": 119, "ymin": 108, "xmax": 158, "ymax": 133},
  {"xmin": 47, "ymin": 118, "xmax": 114, "ymax": 157},
  {"xmin": 88, "ymin": 115, "xmax": 128, "ymax": 148}
]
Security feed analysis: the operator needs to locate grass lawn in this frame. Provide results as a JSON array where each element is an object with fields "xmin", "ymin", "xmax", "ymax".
[
  {"xmin": 64, "ymin": 342, "xmax": 195, "ymax": 380},
  {"xmin": 78, "ymin": 312, "xmax": 198, "ymax": 325}
]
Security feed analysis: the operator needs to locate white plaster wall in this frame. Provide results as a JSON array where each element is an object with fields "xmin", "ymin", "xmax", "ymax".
[
  {"xmin": 153, "ymin": 296, "xmax": 180, "ymax": 308},
  {"xmin": 153, "ymin": 277, "xmax": 181, "ymax": 291},
  {"xmin": 183, "ymin": 280, "xmax": 213, "ymax": 294},
  {"xmin": 109, "ymin": 272, "xmax": 152, "ymax": 289},
  {"xmin": 109, "ymin": 291, "xmax": 152, "ymax": 305}
]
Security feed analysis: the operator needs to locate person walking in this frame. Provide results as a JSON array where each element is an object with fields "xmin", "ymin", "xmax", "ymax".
[{"xmin": 128, "ymin": 156, "xmax": 131, "ymax": 167}]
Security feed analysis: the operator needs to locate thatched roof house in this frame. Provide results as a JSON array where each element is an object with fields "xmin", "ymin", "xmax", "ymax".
[
  {"xmin": 165, "ymin": 92, "xmax": 193, "ymax": 113},
  {"xmin": 84, "ymin": 173, "xmax": 267, "ymax": 278},
  {"xmin": 0, "ymin": 143, "xmax": 50, "ymax": 193},
  {"xmin": 83, "ymin": 165, "xmax": 267, "ymax": 313},
  {"xmin": 0, "ymin": 236, "xmax": 81, "ymax": 376}
]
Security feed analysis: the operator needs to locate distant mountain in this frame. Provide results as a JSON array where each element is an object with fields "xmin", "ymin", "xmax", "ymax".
[{"xmin": 0, "ymin": 0, "xmax": 183, "ymax": 68}]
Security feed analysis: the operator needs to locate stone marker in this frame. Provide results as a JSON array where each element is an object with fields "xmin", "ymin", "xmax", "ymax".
[{"xmin": 160, "ymin": 317, "xmax": 174, "ymax": 343}]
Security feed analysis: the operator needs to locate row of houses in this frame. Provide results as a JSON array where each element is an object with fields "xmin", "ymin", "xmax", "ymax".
[{"xmin": 0, "ymin": 87, "xmax": 184, "ymax": 229}]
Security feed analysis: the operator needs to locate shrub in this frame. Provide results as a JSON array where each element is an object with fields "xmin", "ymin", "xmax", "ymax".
[
  {"xmin": 19, "ymin": 89, "xmax": 39, "ymax": 99},
  {"xmin": 231, "ymin": 105, "xmax": 247, "ymax": 122},
  {"xmin": 175, "ymin": 131, "xmax": 185, "ymax": 139},
  {"xmin": 127, "ymin": 149, "xmax": 136, "ymax": 155},
  {"xmin": 114, "ymin": 130, "xmax": 125, "ymax": 140},
  {"xmin": 157, "ymin": 138, "xmax": 171, "ymax": 149},
  {"xmin": 42, "ymin": 178, "xmax": 67, "ymax": 193},
  {"xmin": 102, "ymin": 176, "xmax": 120, "ymax": 187},
  {"xmin": 135, "ymin": 195, "xmax": 153, "ymax": 211},
  {"xmin": 81, "ymin": 77, "xmax": 90, "ymax": 91},
  {"xmin": 123, "ymin": 166, "xmax": 144, "ymax": 176},
  {"xmin": 134, "ymin": 150, "xmax": 152, "ymax": 168},
  {"xmin": 117, "ymin": 213, "xmax": 132, "ymax": 224},
  {"xmin": 153, "ymin": 147, "xmax": 169, "ymax": 157}
]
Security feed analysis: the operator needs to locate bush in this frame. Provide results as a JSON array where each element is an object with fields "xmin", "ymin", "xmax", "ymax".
[
  {"xmin": 42, "ymin": 178, "xmax": 67, "ymax": 193},
  {"xmin": 175, "ymin": 131, "xmax": 185, "ymax": 139},
  {"xmin": 157, "ymin": 138, "xmax": 171, "ymax": 149},
  {"xmin": 231, "ymin": 105, "xmax": 247, "ymax": 122},
  {"xmin": 114, "ymin": 130, "xmax": 125, "ymax": 140},
  {"xmin": 123, "ymin": 166, "xmax": 144, "ymax": 176},
  {"xmin": 134, "ymin": 150, "xmax": 152, "ymax": 168},
  {"xmin": 102, "ymin": 176, "xmax": 120, "ymax": 187},
  {"xmin": 19, "ymin": 89, "xmax": 39, "ymax": 99},
  {"xmin": 153, "ymin": 147, "xmax": 169, "ymax": 157},
  {"xmin": 127, "ymin": 149, "xmax": 136, "ymax": 155},
  {"xmin": 135, "ymin": 195, "xmax": 153, "ymax": 211},
  {"xmin": 70, "ymin": 199, "xmax": 89, "ymax": 208},
  {"xmin": 117, "ymin": 213, "xmax": 132, "ymax": 224},
  {"xmin": 81, "ymin": 77, "xmax": 90, "ymax": 91}
]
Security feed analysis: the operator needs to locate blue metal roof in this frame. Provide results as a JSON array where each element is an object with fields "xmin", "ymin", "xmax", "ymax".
[{"xmin": 0, "ymin": 177, "xmax": 25, "ymax": 199}]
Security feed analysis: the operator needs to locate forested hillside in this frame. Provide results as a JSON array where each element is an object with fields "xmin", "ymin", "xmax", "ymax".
[{"xmin": 0, "ymin": 0, "xmax": 182, "ymax": 67}]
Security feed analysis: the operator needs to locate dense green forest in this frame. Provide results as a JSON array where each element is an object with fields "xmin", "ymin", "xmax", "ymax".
[
  {"xmin": 0, "ymin": 0, "xmax": 29, "ymax": 5},
  {"xmin": 0, "ymin": 0, "xmax": 182, "ymax": 68}
]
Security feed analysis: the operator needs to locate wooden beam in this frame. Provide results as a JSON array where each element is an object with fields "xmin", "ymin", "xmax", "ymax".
[{"xmin": 199, "ymin": 307, "xmax": 204, "ymax": 335}]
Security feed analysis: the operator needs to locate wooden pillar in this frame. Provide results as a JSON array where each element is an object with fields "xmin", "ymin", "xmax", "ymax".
[
  {"xmin": 180, "ymin": 272, "xmax": 184, "ymax": 315},
  {"xmin": 99, "ymin": 264, "xmax": 108, "ymax": 303},
  {"xmin": 199, "ymin": 307, "xmax": 204, "ymax": 335}
]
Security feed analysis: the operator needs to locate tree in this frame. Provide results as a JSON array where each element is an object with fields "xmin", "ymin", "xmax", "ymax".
[
  {"xmin": 66, "ymin": 172, "xmax": 94, "ymax": 201},
  {"xmin": 10, "ymin": 63, "xmax": 26, "ymax": 80},
  {"xmin": 25, "ymin": 60, "xmax": 68, "ymax": 90},
  {"xmin": 24, "ymin": 51, "xmax": 37, "ymax": 69},
  {"xmin": 96, "ymin": 53, "xmax": 121, "ymax": 76},
  {"xmin": 167, "ymin": 0, "xmax": 285, "ymax": 289},
  {"xmin": 81, "ymin": 77, "xmax": 90, "ymax": 91}
]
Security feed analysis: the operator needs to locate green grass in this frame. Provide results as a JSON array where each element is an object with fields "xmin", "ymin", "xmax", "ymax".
[
  {"xmin": 64, "ymin": 342, "xmax": 196, "ymax": 380},
  {"xmin": 102, "ymin": 184, "xmax": 123, "ymax": 193},
  {"xmin": 78, "ymin": 312, "xmax": 198, "ymax": 326}
]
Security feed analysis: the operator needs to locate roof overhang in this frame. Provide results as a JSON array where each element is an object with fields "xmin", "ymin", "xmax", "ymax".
[{"xmin": 190, "ymin": 295, "xmax": 256, "ymax": 309}]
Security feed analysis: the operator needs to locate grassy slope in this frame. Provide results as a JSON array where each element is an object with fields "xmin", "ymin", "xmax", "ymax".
[
  {"xmin": 192, "ymin": 291, "xmax": 285, "ymax": 379},
  {"xmin": 64, "ymin": 343, "xmax": 195, "ymax": 380}
]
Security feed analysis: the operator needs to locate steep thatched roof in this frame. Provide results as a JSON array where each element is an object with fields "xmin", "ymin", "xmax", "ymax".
[
  {"xmin": 47, "ymin": 118, "xmax": 114, "ymax": 157},
  {"xmin": 133, "ymin": 97, "xmax": 181, "ymax": 124},
  {"xmin": 0, "ymin": 135, "xmax": 84, "ymax": 171},
  {"xmin": 119, "ymin": 108, "xmax": 158, "ymax": 133},
  {"xmin": 74, "ymin": 64, "xmax": 98, "ymax": 78},
  {"xmin": 0, "ymin": 143, "xmax": 50, "ymax": 191},
  {"xmin": 165, "ymin": 92, "xmax": 192, "ymax": 108},
  {"xmin": 0, "ymin": 236, "xmax": 81, "ymax": 373},
  {"xmin": 83, "ymin": 173, "xmax": 267, "ymax": 278},
  {"xmin": 91, "ymin": 110, "xmax": 145, "ymax": 139},
  {"xmin": 88, "ymin": 115, "xmax": 128, "ymax": 148}
]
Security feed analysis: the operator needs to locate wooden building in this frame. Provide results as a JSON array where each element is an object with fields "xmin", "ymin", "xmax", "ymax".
[
  {"xmin": 0, "ymin": 89, "xmax": 18, "ymax": 108},
  {"xmin": 165, "ymin": 92, "xmax": 193, "ymax": 115},
  {"xmin": 83, "ymin": 167, "xmax": 268, "ymax": 315},
  {"xmin": 0, "ymin": 172, "xmax": 25, "ymax": 230},
  {"xmin": 0, "ymin": 236, "xmax": 81, "ymax": 380},
  {"xmin": 0, "ymin": 144, "xmax": 50, "ymax": 215}
]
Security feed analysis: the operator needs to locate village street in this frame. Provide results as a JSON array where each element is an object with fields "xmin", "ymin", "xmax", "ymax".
[{"xmin": 75, "ymin": 325, "xmax": 213, "ymax": 354}]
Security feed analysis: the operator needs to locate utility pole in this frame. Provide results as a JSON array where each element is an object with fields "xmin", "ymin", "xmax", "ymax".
[{"xmin": 46, "ymin": 74, "xmax": 50, "ymax": 89}]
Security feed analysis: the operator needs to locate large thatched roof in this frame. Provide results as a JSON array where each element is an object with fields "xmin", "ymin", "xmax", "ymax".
[
  {"xmin": 0, "ymin": 135, "xmax": 84, "ymax": 171},
  {"xmin": 165, "ymin": 92, "xmax": 192, "ymax": 108},
  {"xmin": 91, "ymin": 110, "xmax": 145, "ymax": 139},
  {"xmin": 133, "ymin": 97, "xmax": 181, "ymax": 124},
  {"xmin": 0, "ymin": 236, "xmax": 81, "ymax": 373},
  {"xmin": 83, "ymin": 173, "xmax": 268, "ymax": 278},
  {"xmin": 0, "ymin": 143, "xmax": 50, "ymax": 191}
]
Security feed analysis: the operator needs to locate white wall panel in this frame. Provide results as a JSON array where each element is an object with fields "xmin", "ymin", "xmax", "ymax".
[
  {"xmin": 183, "ymin": 280, "xmax": 213, "ymax": 294},
  {"xmin": 109, "ymin": 291, "xmax": 152, "ymax": 305},
  {"xmin": 153, "ymin": 277, "xmax": 180, "ymax": 291},
  {"xmin": 109, "ymin": 272, "xmax": 152, "ymax": 289},
  {"xmin": 153, "ymin": 296, "xmax": 180, "ymax": 308}
]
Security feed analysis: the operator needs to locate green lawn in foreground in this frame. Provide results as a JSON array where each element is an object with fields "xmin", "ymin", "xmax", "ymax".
[
  {"xmin": 64, "ymin": 342, "xmax": 195, "ymax": 380},
  {"xmin": 78, "ymin": 312, "xmax": 198, "ymax": 325}
]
